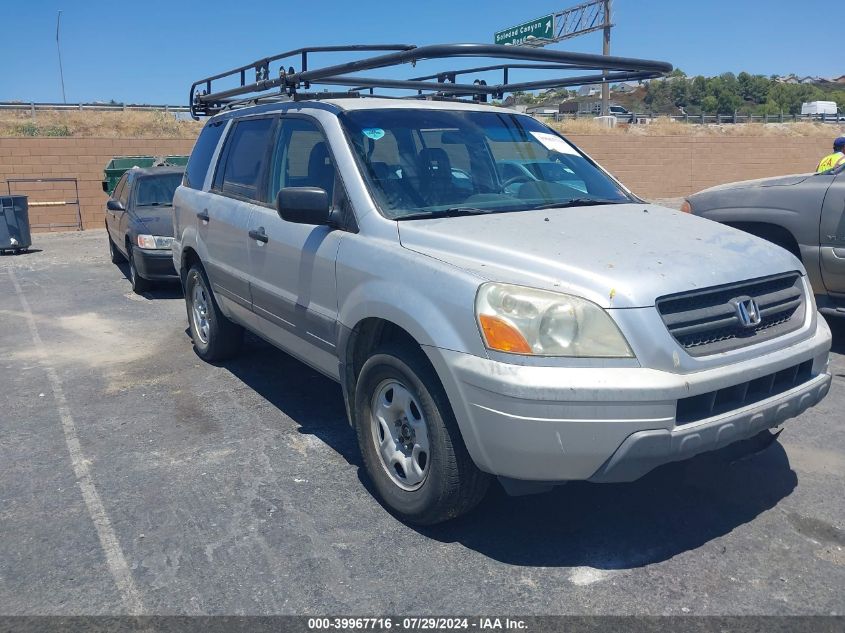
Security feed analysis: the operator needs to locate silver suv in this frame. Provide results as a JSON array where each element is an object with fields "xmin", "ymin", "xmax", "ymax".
[{"xmin": 173, "ymin": 50, "xmax": 832, "ymax": 524}]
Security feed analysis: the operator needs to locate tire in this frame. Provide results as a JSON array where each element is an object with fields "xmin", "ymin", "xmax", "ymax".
[
  {"xmin": 184, "ymin": 263, "xmax": 243, "ymax": 361},
  {"xmin": 108, "ymin": 234, "xmax": 124, "ymax": 264},
  {"xmin": 127, "ymin": 246, "xmax": 152, "ymax": 294},
  {"xmin": 354, "ymin": 341, "xmax": 489, "ymax": 525}
]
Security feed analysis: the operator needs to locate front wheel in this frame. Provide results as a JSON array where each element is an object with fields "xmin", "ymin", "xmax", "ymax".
[
  {"xmin": 184, "ymin": 264, "xmax": 243, "ymax": 361},
  {"xmin": 127, "ymin": 246, "xmax": 151, "ymax": 294},
  {"xmin": 108, "ymin": 233, "xmax": 124, "ymax": 264},
  {"xmin": 354, "ymin": 342, "xmax": 489, "ymax": 525}
]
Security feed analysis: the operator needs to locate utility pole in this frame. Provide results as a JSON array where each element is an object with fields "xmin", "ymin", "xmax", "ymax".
[
  {"xmin": 56, "ymin": 11, "xmax": 67, "ymax": 104},
  {"xmin": 601, "ymin": 0, "xmax": 611, "ymax": 115}
]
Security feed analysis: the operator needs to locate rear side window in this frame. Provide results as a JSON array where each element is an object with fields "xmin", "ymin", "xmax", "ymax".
[
  {"xmin": 184, "ymin": 120, "xmax": 226, "ymax": 189},
  {"xmin": 214, "ymin": 117, "xmax": 275, "ymax": 201}
]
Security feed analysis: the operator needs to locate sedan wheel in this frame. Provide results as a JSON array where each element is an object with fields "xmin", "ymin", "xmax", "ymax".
[
  {"xmin": 108, "ymin": 235, "xmax": 123, "ymax": 264},
  {"xmin": 128, "ymin": 247, "xmax": 151, "ymax": 294}
]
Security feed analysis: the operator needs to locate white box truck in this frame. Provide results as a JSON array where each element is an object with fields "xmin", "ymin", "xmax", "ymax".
[{"xmin": 801, "ymin": 101, "xmax": 839, "ymax": 116}]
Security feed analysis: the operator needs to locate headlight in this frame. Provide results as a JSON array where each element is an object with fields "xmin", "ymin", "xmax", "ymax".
[
  {"xmin": 475, "ymin": 283, "xmax": 634, "ymax": 358},
  {"xmin": 136, "ymin": 235, "xmax": 174, "ymax": 250}
]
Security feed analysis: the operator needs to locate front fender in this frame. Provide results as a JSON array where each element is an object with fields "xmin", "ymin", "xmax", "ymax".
[{"xmin": 339, "ymin": 282, "xmax": 480, "ymax": 353}]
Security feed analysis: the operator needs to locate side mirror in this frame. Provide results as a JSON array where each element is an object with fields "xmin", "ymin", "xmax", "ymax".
[
  {"xmin": 107, "ymin": 199, "xmax": 125, "ymax": 212},
  {"xmin": 102, "ymin": 181, "xmax": 109, "ymax": 193},
  {"xmin": 276, "ymin": 187, "xmax": 331, "ymax": 225}
]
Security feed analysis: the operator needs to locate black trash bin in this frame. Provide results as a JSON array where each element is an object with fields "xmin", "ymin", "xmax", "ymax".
[{"xmin": 0, "ymin": 196, "xmax": 32, "ymax": 254}]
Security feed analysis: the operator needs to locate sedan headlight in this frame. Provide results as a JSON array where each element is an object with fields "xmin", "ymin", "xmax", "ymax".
[
  {"xmin": 475, "ymin": 283, "xmax": 634, "ymax": 358},
  {"xmin": 136, "ymin": 234, "xmax": 174, "ymax": 250}
]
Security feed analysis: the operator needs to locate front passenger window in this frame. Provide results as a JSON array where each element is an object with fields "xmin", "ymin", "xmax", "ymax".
[{"xmin": 268, "ymin": 119, "xmax": 336, "ymax": 203}]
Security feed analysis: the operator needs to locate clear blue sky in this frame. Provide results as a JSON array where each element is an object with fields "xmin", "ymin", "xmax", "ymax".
[{"xmin": 1, "ymin": 0, "xmax": 837, "ymax": 104}]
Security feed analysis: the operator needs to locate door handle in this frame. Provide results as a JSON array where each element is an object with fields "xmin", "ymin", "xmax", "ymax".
[
  {"xmin": 249, "ymin": 227, "xmax": 269, "ymax": 243},
  {"xmin": 197, "ymin": 209, "xmax": 210, "ymax": 222}
]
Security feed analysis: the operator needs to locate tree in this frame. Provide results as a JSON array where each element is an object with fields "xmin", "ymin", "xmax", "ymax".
[
  {"xmin": 706, "ymin": 75, "xmax": 742, "ymax": 114},
  {"xmin": 767, "ymin": 83, "xmax": 826, "ymax": 114},
  {"xmin": 669, "ymin": 76, "xmax": 690, "ymax": 107},
  {"xmin": 738, "ymin": 72, "xmax": 770, "ymax": 103},
  {"xmin": 689, "ymin": 76, "xmax": 707, "ymax": 105},
  {"xmin": 701, "ymin": 95, "xmax": 718, "ymax": 113}
]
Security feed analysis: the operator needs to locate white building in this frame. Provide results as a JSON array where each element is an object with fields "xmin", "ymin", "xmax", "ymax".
[{"xmin": 577, "ymin": 84, "xmax": 601, "ymax": 97}]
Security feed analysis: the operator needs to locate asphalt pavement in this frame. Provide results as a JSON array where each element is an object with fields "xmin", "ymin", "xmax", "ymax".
[{"xmin": 1, "ymin": 229, "xmax": 843, "ymax": 616}]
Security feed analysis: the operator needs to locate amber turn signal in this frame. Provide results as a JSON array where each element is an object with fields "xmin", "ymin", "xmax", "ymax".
[
  {"xmin": 478, "ymin": 314, "xmax": 533, "ymax": 354},
  {"xmin": 680, "ymin": 199, "xmax": 692, "ymax": 213}
]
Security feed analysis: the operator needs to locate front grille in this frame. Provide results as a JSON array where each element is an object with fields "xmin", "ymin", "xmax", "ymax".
[
  {"xmin": 656, "ymin": 272, "xmax": 805, "ymax": 356},
  {"xmin": 676, "ymin": 360, "xmax": 813, "ymax": 425}
]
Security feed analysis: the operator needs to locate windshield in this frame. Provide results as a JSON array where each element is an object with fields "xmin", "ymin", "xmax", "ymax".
[
  {"xmin": 135, "ymin": 173, "xmax": 183, "ymax": 207},
  {"xmin": 340, "ymin": 109, "xmax": 633, "ymax": 220}
]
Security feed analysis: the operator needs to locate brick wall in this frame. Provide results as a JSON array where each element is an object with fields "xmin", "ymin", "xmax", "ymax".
[
  {"xmin": 0, "ymin": 138, "xmax": 194, "ymax": 231},
  {"xmin": 0, "ymin": 134, "xmax": 832, "ymax": 232},
  {"xmin": 567, "ymin": 135, "xmax": 831, "ymax": 199}
]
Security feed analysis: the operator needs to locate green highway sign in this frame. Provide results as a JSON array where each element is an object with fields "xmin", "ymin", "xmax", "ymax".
[{"xmin": 494, "ymin": 14, "xmax": 554, "ymax": 46}]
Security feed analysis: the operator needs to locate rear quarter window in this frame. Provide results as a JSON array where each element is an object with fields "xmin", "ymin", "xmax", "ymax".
[{"xmin": 184, "ymin": 120, "xmax": 226, "ymax": 189}]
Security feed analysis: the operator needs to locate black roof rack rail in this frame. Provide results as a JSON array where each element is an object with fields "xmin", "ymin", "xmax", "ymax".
[{"xmin": 189, "ymin": 43, "xmax": 672, "ymax": 119}]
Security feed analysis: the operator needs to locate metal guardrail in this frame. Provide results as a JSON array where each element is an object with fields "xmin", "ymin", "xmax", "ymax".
[
  {"xmin": 0, "ymin": 101, "xmax": 191, "ymax": 114},
  {"xmin": 4, "ymin": 101, "xmax": 840, "ymax": 124},
  {"xmin": 538, "ymin": 111, "xmax": 845, "ymax": 124}
]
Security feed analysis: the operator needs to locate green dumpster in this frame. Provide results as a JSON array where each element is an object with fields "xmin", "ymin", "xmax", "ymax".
[{"xmin": 101, "ymin": 155, "xmax": 189, "ymax": 195}]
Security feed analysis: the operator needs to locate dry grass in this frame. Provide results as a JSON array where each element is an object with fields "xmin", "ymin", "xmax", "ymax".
[
  {"xmin": 550, "ymin": 117, "xmax": 845, "ymax": 137},
  {"xmin": 0, "ymin": 110, "xmax": 202, "ymax": 138},
  {"xmin": 2, "ymin": 109, "xmax": 842, "ymax": 139}
]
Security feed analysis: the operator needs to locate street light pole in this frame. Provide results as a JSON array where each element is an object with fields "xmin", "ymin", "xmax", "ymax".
[
  {"xmin": 56, "ymin": 10, "xmax": 67, "ymax": 104},
  {"xmin": 601, "ymin": 0, "xmax": 611, "ymax": 116}
]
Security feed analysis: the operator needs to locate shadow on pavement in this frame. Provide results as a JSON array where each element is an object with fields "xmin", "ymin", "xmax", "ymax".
[
  {"xmin": 220, "ymin": 335, "xmax": 360, "ymax": 466},
  {"xmin": 220, "ymin": 336, "xmax": 799, "ymax": 570},
  {"xmin": 115, "ymin": 260, "xmax": 183, "ymax": 299},
  {"xmin": 416, "ymin": 440, "xmax": 796, "ymax": 569}
]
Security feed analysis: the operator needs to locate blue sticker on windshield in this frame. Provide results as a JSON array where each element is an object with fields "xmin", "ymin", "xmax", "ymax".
[{"xmin": 362, "ymin": 127, "xmax": 385, "ymax": 140}]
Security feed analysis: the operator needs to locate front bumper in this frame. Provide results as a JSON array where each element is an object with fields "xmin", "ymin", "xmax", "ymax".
[
  {"xmin": 428, "ymin": 315, "xmax": 832, "ymax": 483},
  {"xmin": 134, "ymin": 248, "xmax": 178, "ymax": 281}
]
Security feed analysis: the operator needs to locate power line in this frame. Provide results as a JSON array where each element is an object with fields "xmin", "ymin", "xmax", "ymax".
[{"xmin": 56, "ymin": 11, "xmax": 67, "ymax": 104}]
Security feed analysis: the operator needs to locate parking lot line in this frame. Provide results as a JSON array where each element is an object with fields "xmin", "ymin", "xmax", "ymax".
[{"xmin": 7, "ymin": 268, "xmax": 144, "ymax": 615}]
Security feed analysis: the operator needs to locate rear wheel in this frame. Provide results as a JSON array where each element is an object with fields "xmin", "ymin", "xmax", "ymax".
[
  {"xmin": 354, "ymin": 341, "xmax": 489, "ymax": 525},
  {"xmin": 185, "ymin": 263, "xmax": 243, "ymax": 361}
]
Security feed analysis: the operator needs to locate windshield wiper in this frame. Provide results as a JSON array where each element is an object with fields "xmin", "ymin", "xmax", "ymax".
[
  {"xmin": 396, "ymin": 207, "xmax": 495, "ymax": 221},
  {"xmin": 528, "ymin": 198, "xmax": 625, "ymax": 210}
]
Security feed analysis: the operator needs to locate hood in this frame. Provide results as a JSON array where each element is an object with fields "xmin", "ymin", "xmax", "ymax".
[
  {"xmin": 695, "ymin": 173, "xmax": 812, "ymax": 195},
  {"xmin": 397, "ymin": 204, "xmax": 802, "ymax": 309},
  {"xmin": 133, "ymin": 206, "xmax": 174, "ymax": 237}
]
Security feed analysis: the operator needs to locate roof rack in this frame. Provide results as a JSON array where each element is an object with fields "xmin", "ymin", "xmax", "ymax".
[{"xmin": 189, "ymin": 43, "xmax": 672, "ymax": 119}]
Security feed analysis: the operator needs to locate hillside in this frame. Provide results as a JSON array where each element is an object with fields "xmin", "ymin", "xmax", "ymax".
[
  {"xmin": 1, "ymin": 105, "xmax": 842, "ymax": 139},
  {"xmin": 0, "ymin": 110, "xmax": 202, "ymax": 138}
]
